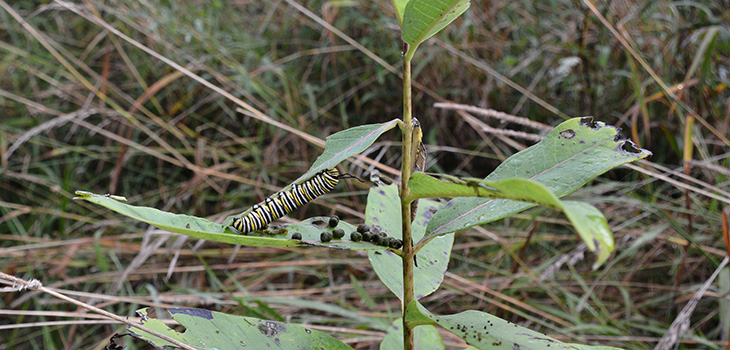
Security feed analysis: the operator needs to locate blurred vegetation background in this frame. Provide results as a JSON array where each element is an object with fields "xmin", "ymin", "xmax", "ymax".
[{"xmin": 1, "ymin": 0, "xmax": 729, "ymax": 349}]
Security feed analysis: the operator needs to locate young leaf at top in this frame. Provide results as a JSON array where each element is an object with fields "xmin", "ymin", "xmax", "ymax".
[
  {"xmin": 408, "ymin": 174, "xmax": 613, "ymax": 267},
  {"xmin": 130, "ymin": 307, "xmax": 353, "ymax": 350},
  {"xmin": 401, "ymin": 0, "xmax": 470, "ymax": 56},
  {"xmin": 405, "ymin": 300, "xmax": 624, "ymax": 350},
  {"xmin": 426, "ymin": 117, "xmax": 651, "ymax": 239},
  {"xmin": 294, "ymin": 120, "xmax": 398, "ymax": 184},
  {"xmin": 392, "ymin": 0, "xmax": 410, "ymax": 27},
  {"xmin": 366, "ymin": 184, "xmax": 454, "ymax": 300}
]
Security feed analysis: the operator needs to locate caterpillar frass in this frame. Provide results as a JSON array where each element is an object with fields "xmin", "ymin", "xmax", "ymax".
[{"xmin": 230, "ymin": 168, "xmax": 358, "ymax": 234}]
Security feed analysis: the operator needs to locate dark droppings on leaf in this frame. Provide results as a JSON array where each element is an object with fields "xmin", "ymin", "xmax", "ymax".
[
  {"xmin": 328, "ymin": 215, "xmax": 339, "ymax": 228},
  {"xmin": 559, "ymin": 129, "xmax": 576, "ymax": 139},
  {"xmin": 350, "ymin": 231, "xmax": 362, "ymax": 241},
  {"xmin": 332, "ymin": 228, "xmax": 345, "ymax": 239},
  {"xmin": 320, "ymin": 231, "xmax": 332, "ymax": 242}
]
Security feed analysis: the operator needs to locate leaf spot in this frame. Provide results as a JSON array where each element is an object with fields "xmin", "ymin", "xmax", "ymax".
[
  {"xmin": 559, "ymin": 129, "xmax": 576, "ymax": 139},
  {"xmin": 257, "ymin": 321, "xmax": 285, "ymax": 338}
]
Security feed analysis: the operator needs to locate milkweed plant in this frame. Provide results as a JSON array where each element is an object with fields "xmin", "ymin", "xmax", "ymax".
[{"xmin": 74, "ymin": 1, "xmax": 651, "ymax": 349}]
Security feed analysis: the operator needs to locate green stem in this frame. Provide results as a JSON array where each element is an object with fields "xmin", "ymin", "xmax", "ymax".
[{"xmin": 401, "ymin": 43, "xmax": 415, "ymax": 350}]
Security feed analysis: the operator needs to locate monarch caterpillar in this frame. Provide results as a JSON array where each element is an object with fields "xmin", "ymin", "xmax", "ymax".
[{"xmin": 230, "ymin": 168, "xmax": 357, "ymax": 235}]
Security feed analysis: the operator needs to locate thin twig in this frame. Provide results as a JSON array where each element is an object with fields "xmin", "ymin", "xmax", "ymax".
[{"xmin": 0, "ymin": 272, "xmax": 197, "ymax": 350}]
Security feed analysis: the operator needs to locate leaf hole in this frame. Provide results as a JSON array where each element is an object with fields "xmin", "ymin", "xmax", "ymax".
[{"xmin": 579, "ymin": 116, "xmax": 598, "ymax": 129}]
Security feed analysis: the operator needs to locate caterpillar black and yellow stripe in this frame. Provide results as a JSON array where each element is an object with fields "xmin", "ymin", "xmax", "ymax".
[{"xmin": 231, "ymin": 168, "xmax": 344, "ymax": 234}]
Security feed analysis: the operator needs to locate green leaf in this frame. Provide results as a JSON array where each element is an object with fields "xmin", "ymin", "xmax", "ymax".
[
  {"xmin": 294, "ymin": 120, "xmax": 399, "ymax": 184},
  {"xmin": 380, "ymin": 318, "xmax": 444, "ymax": 350},
  {"xmin": 408, "ymin": 174, "xmax": 613, "ymax": 267},
  {"xmin": 392, "ymin": 0, "xmax": 410, "ymax": 27},
  {"xmin": 426, "ymin": 117, "xmax": 650, "ymax": 242},
  {"xmin": 401, "ymin": 0, "xmax": 470, "ymax": 54},
  {"xmin": 366, "ymin": 184, "xmax": 454, "ymax": 300},
  {"xmin": 405, "ymin": 301, "xmax": 624, "ymax": 350},
  {"xmin": 130, "ymin": 307, "xmax": 353, "ymax": 350},
  {"xmin": 74, "ymin": 192, "xmax": 388, "ymax": 250}
]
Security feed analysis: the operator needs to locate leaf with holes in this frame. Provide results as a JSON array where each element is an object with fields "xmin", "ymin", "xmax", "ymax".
[
  {"xmin": 407, "ymin": 174, "xmax": 613, "ymax": 267},
  {"xmin": 75, "ymin": 192, "xmax": 389, "ymax": 251},
  {"xmin": 130, "ymin": 307, "xmax": 352, "ymax": 349},
  {"xmin": 405, "ymin": 301, "xmax": 623, "ymax": 350},
  {"xmin": 425, "ymin": 117, "xmax": 650, "ymax": 264}
]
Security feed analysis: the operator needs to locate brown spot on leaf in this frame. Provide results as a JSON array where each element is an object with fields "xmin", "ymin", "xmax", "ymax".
[{"xmin": 559, "ymin": 129, "xmax": 576, "ymax": 139}]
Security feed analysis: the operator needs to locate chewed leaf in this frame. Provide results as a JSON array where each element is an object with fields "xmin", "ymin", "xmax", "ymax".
[
  {"xmin": 294, "ymin": 120, "xmax": 398, "ymax": 184},
  {"xmin": 405, "ymin": 301, "xmax": 624, "ymax": 350},
  {"xmin": 427, "ymin": 117, "xmax": 650, "ymax": 240},
  {"xmin": 130, "ymin": 307, "xmax": 352, "ymax": 350},
  {"xmin": 408, "ymin": 174, "xmax": 613, "ymax": 267},
  {"xmin": 75, "ymin": 191, "xmax": 390, "ymax": 251}
]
